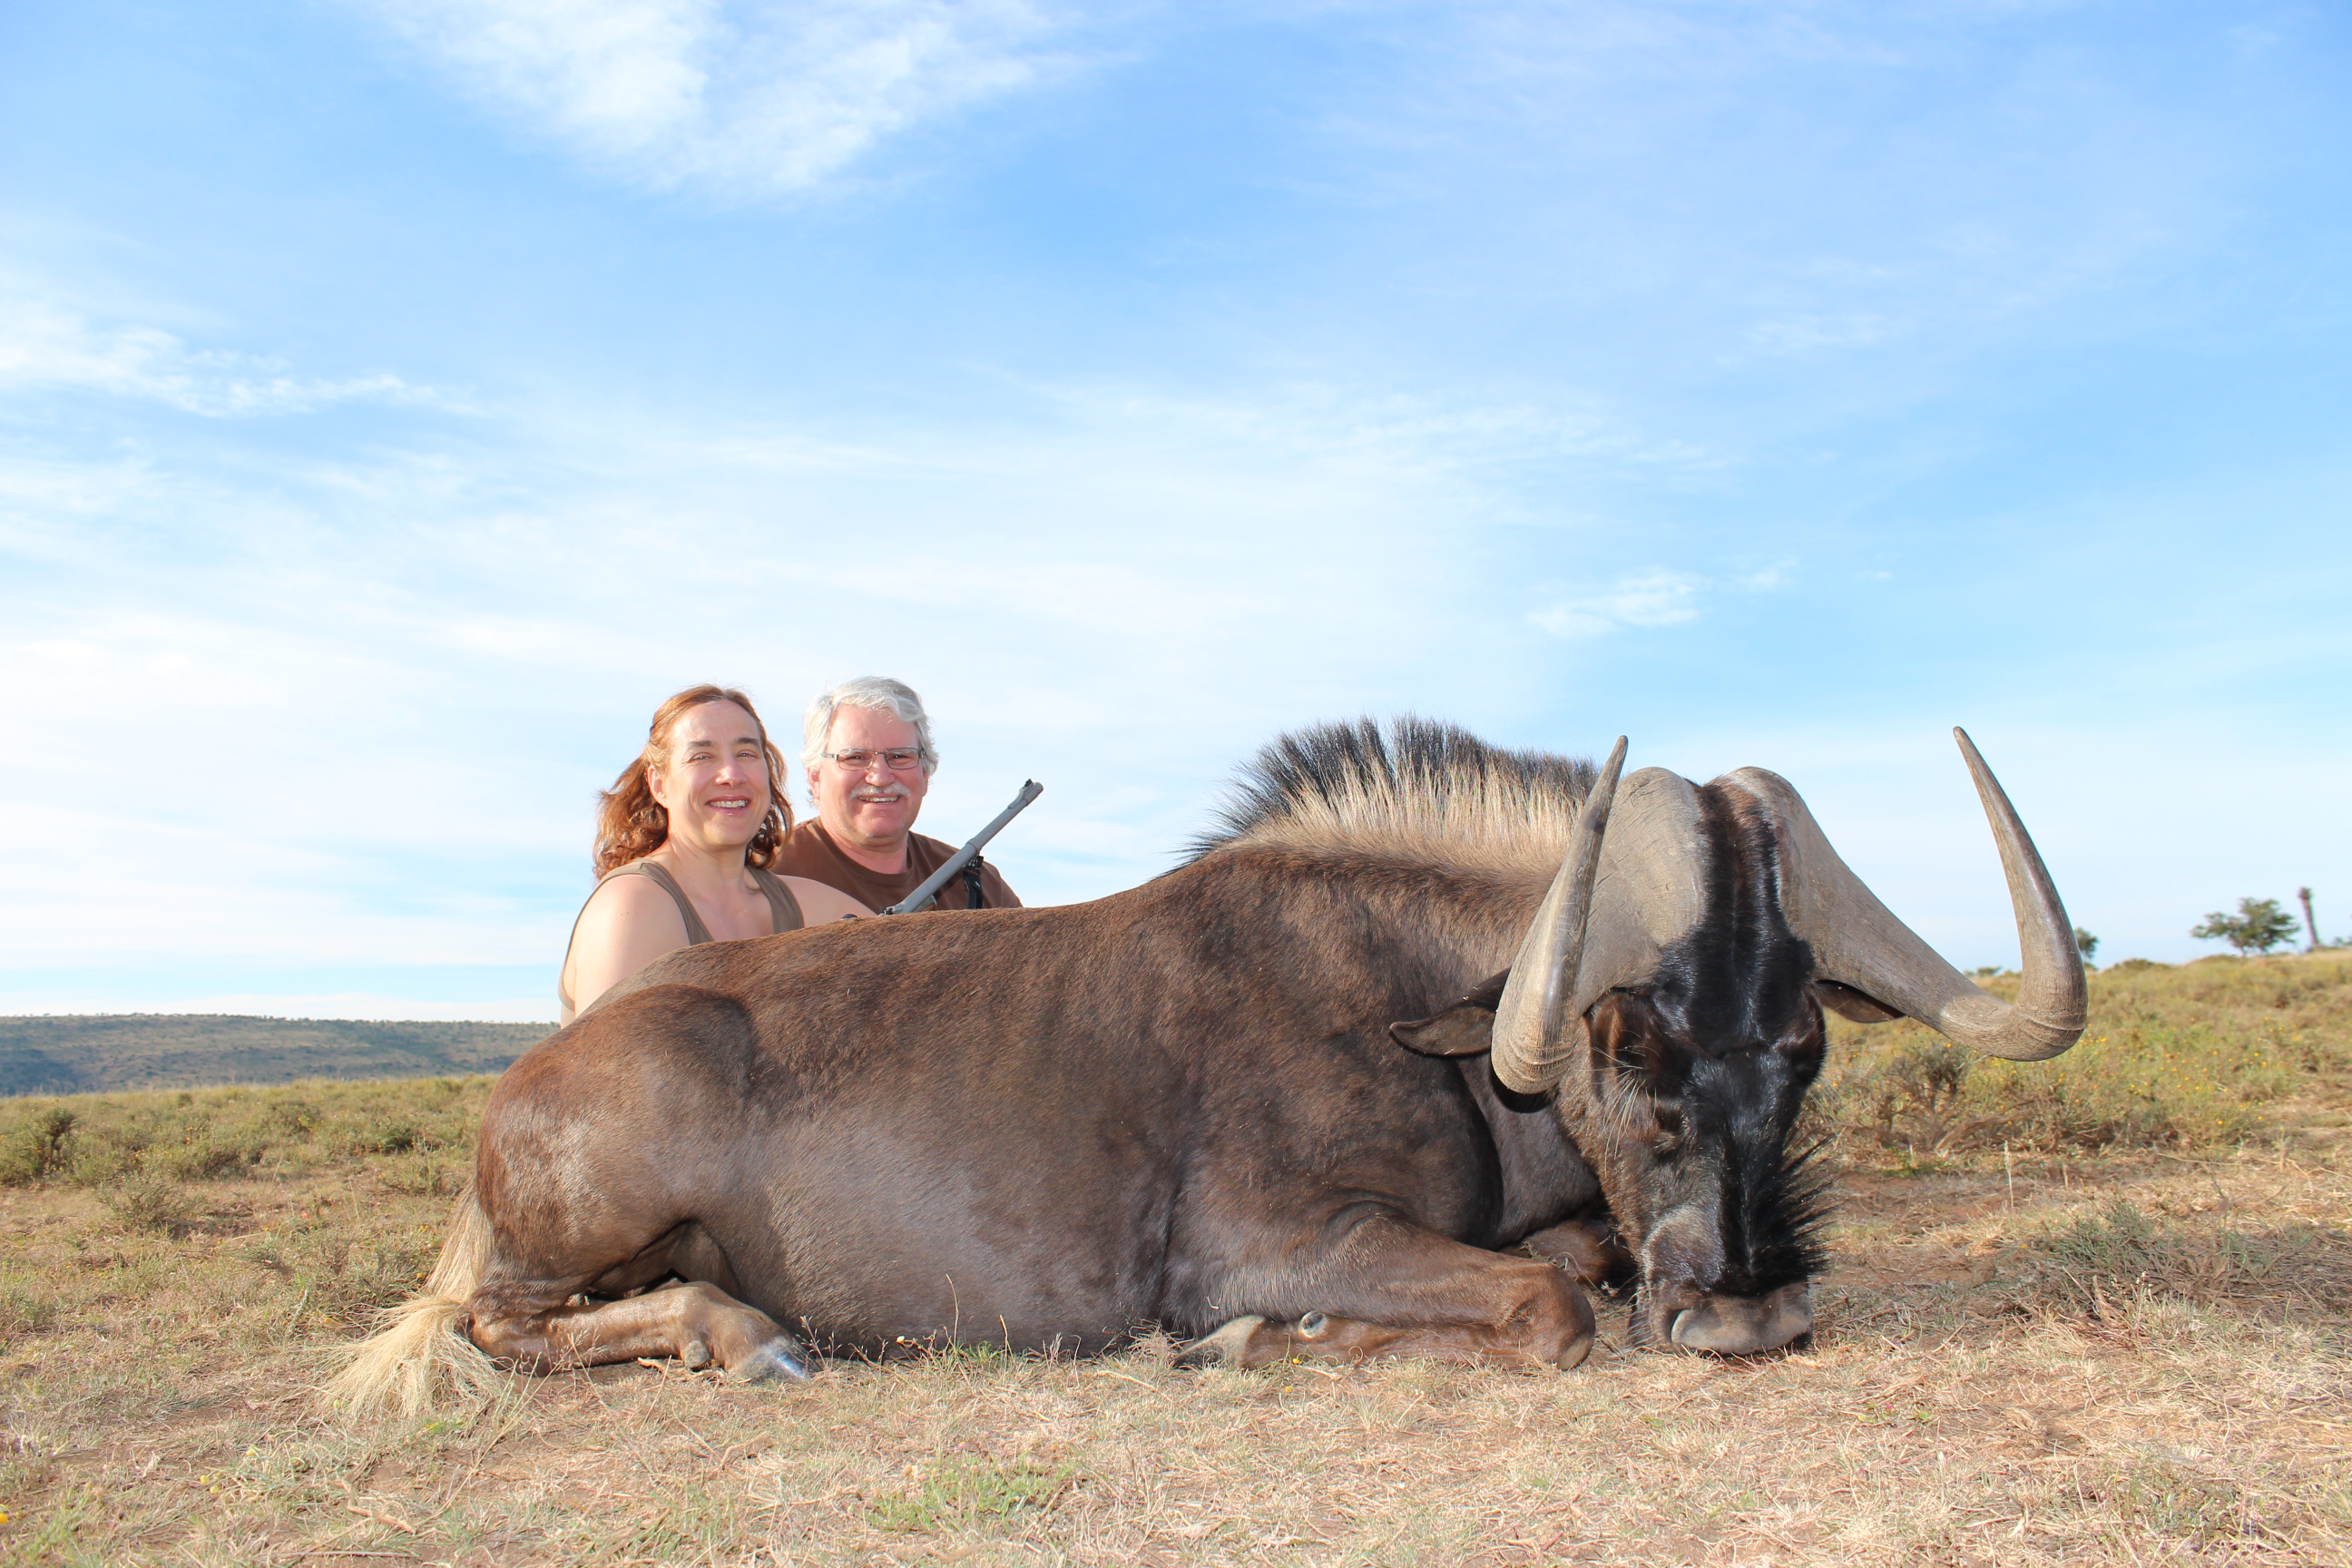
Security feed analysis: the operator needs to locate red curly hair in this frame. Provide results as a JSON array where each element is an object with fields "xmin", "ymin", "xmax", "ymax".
[{"xmin": 593, "ymin": 685, "xmax": 792, "ymax": 877}]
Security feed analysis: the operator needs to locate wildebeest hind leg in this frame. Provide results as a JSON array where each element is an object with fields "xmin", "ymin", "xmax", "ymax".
[
  {"xmin": 1179, "ymin": 1216, "xmax": 1594, "ymax": 1371},
  {"xmin": 469, "ymin": 1280, "xmax": 809, "ymax": 1382}
]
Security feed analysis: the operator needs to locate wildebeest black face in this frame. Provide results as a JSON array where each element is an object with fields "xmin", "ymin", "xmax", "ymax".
[
  {"xmin": 1574, "ymin": 985, "xmax": 1828, "ymax": 1352},
  {"xmin": 1391, "ymin": 966, "xmax": 1831, "ymax": 1355}
]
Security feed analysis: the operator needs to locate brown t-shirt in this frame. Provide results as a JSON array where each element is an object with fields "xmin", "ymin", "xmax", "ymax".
[{"xmin": 773, "ymin": 820, "xmax": 1021, "ymax": 913}]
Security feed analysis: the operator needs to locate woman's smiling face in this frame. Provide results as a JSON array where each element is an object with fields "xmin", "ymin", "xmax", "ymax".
[{"xmin": 647, "ymin": 700, "xmax": 771, "ymax": 851}]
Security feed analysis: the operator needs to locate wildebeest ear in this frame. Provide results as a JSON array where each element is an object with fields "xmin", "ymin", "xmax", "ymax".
[
  {"xmin": 1389, "ymin": 1005, "xmax": 1495, "ymax": 1056},
  {"xmin": 1811, "ymin": 979, "xmax": 1904, "ymax": 1024},
  {"xmin": 1388, "ymin": 970, "xmax": 1511, "ymax": 1057}
]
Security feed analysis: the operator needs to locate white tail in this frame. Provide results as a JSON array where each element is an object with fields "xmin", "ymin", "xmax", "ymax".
[{"xmin": 322, "ymin": 1186, "xmax": 503, "ymax": 1417}]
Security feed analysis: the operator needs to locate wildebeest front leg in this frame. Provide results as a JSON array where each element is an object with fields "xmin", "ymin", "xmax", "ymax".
[
  {"xmin": 469, "ymin": 1281, "xmax": 810, "ymax": 1382},
  {"xmin": 1179, "ymin": 1215, "xmax": 1594, "ymax": 1371},
  {"xmin": 1520, "ymin": 1215, "xmax": 1633, "ymax": 1288}
]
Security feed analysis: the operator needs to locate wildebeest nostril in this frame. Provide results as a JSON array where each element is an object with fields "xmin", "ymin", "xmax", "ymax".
[
  {"xmin": 1296, "ymin": 1310, "xmax": 1330, "ymax": 1339},
  {"xmin": 1668, "ymin": 1281, "xmax": 1811, "ymax": 1355}
]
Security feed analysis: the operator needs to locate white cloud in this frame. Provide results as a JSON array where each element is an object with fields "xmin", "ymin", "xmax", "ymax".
[
  {"xmin": 351, "ymin": 0, "xmax": 1084, "ymax": 194},
  {"xmin": 1527, "ymin": 556, "xmax": 1801, "ymax": 638},
  {"xmin": 1528, "ymin": 567, "xmax": 1706, "ymax": 638},
  {"xmin": 0, "ymin": 299, "xmax": 432, "ymax": 416},
  {"xmin": 1012, "ymin": 377, "xmax": 1713, "ymax": 477},
  {"xmin": 4, "ymin": 337, "xmax": 1657, "ymax": 984},
  {"xmin": 1742, "ymin": 312, "xmax": 1906, "ymax": 357}
]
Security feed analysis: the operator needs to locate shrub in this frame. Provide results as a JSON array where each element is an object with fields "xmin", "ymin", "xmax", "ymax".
[
  {"xmin": 105, "ymin": 1173, "xmax": 192, "ymax": 1236},
  {"xmin": 351, "ymin": 1118, "xmax": 421, "ymax": 1156},
  {"xmin": 0, "ymin": 1077, "xmax": 493, "ymax": 1189},
  {"xmin": 0, "ymin": 1285, "xmax": 61, "ymax": 1342},
  {"xmin": 1816, "ymin": 950, "xmax": 2349, "ymax": 1155},
  {"xmin": 0, "ymin": 1107, "xmax": 77, "ymax": 1186},
  {"xmin": 160, "ymin": 1134, "xmax": 266, "ymax": 1181},
  {"xmin": 2010, "ymin": 1200, "xmax": 2352, "ymax": 1320}
]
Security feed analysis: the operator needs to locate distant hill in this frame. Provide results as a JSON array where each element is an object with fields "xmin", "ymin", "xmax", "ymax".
[{"xmin": 0, "ymin": 1014, "xmax": 556, "ymax": 1096}]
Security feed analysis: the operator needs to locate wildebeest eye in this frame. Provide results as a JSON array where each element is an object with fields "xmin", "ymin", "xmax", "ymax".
[{"xmin": 1650, "ymin": 1102, "xmax": 1686, "ymax": 1154}]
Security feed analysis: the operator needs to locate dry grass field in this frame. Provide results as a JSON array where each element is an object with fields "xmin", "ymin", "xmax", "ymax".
[{"xmin": 3, "ymin": 953, "xmax": 2348, "ymax": 1566}]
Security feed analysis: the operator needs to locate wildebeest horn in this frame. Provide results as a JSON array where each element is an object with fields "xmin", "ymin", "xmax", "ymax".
[
  {"xmin": 1489, "ymin": 738, "xmax": 1627, "ymax": 1095},
  {"xmin": 1723, "ymin": 729, "xmax": 2086, "ymax": 1062}
]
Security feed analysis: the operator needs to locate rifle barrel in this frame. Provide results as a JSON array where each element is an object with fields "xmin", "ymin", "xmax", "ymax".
[{"xmin": 879, "ymin": 779, "xmax": 1044, "ymax": 916}]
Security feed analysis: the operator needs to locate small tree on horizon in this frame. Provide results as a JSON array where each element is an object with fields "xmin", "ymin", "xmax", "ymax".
[
  {"xmin": 2300, "ymin": 887, "xmax": 2321, "ymax": 953},
  {"xmin": 2190, "ymin": 897, "xmax": 2302, "ymax": 956},
  {"xmin": 2074, "ymin": 926, "xmax": 2099, "ymax": 965}
]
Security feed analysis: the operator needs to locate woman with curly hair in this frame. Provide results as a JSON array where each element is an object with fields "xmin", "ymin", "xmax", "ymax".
[{"xmin": 557, "ymin": 685, "xmax": 871, "ymax": 1022}]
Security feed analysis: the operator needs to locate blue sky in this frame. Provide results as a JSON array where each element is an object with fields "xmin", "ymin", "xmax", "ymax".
[{"xmin": 4, "ymin": 0, "xmax": 2346, "ymax": 1021}]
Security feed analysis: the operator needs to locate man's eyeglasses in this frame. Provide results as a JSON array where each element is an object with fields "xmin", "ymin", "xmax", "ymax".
[{"xmin": 825, "ymin": 749, "xmax": 925, "ymax": 773}]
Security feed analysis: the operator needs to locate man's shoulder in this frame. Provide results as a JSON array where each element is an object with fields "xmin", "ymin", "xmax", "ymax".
[
  {"xmin": 905, "ymin": 831, "xmax": 961, "ymax": 868},
  {"xmin": 773, "ymin": 820, "xmax": 834, "ymax": 858},
  {"xmin": 904, "ymin": 833, "xmax": 1020, "ymax": 907}
]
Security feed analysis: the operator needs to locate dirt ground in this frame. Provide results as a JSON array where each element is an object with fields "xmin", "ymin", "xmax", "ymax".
[{"xmin": 3, "ymin": 1108, "xmax": 2347, "ymax": 1567}]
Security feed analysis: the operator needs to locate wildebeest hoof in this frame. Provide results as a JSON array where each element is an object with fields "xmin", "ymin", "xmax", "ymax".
[
  {"xmin": 730, "ymin": 1338, "xmax": 813, "ymax": 1383},
  {"xmin": 1669, "ymin": 1282, "xmax": 1811, "ymax": 1355},
  {"xmin": 680, "ymin": 1338, "xmax": 711, "ymax": 1369},
  {"xmin": 1174, "ymin": 1316, "xmax": 1264, "ymax": 1368},
  {"xmin": 1294, "ymin": 1310, "xmax": 1330, "ymax": 1340}
]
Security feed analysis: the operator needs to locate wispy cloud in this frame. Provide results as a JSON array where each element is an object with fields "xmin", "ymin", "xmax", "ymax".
[
  {"xmin": 1528, "ymin": 567, "xmax": 1707, "ymax": 638},
  {"xmin": 1010, "ymin": 378, "xmax": 1712, "ymax": 478},
  {"xmin": 348, "ymin": 0, "xmax": 1087, "ymax": 195},
  {"xmin": 0, "ymin": 299, "xmax": 434, "ymax": 416},
  {"xmin": 1526, "ymin": 562, "xmax": 1797, "ymax": 638},
  {"xmin": 1741, "ymin": 311, "xmax": 1906, "ymax": 357},
  {"xmin": 2, "ymin": 305, "xmax": 1645, "ymax": 989}
]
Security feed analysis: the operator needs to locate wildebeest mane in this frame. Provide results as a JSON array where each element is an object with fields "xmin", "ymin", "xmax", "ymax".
[{"xmin": 1191, "ymin": 717, "xmax": 1598, "ymax": 873}]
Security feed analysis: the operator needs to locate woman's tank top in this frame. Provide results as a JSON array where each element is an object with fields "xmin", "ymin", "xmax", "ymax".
[{"xmin": 556, "ymin": 861, "xmax": 805, "ymax": 1024}]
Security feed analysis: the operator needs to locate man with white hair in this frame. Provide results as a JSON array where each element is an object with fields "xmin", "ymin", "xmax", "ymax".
[{"xmin": 773, "ymin": 676, "xmax": 1022, "ymax": 913}]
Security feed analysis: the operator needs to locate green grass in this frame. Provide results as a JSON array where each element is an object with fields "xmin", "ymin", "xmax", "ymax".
[
  {"xmin": 1813, "ymin": 950, "xmax": 2352, "ymax": 1156},
  {"xmin": 865, "ymin": 1455, "xmax": 1074, "ymax": 1534},
  {"xmin": 0, "ymin": 1076, "xmax": 489, "ymax": 1198}
]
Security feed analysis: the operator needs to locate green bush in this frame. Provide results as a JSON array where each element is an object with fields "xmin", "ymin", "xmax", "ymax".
[
  {"xmin": 351, "ymin": 1118, "xmax": 421, "ymax": 1156},
  {"xmin": 0, "ymin": 1106, "xmax": 79, "ymax": 1186},
  {"xmin": 0, "ymin": 1284, "xmax": 61, "ymax": 1341},
  {"xmin": 105, "ymin": 1173, "xmax": 193, "ymax": 1236},
  {"xmin": 1818, "ymin": 950, "xmax": 2349, "ymax": 1155},
  {"xmin": 0, "ymin": 1077, "xmax": 493, "ymax": 1189},
  {"xmin": 160, "ymin": 1133, "xmax": 267, "ymax": 1181}
]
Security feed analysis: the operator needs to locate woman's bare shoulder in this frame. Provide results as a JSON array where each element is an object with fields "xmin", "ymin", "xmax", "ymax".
[
  {"xmin": 782, "ymin": 876, "xmax": 874, "ymax": 924},
  {"xmin": 575, "ymin": 866, "xmax": 689, "ymax": 933}
]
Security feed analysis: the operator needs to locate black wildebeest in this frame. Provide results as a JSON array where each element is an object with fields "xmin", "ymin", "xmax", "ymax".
[{"xmin": 335, "ymin": 720, "xmax": 2083, "ymax": 1412}]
